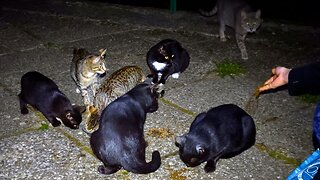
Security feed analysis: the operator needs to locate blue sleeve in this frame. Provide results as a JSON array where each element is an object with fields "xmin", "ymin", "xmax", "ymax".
[{"xmin": 288, "ymin": 61, "xmax": 320, "ymax": 96}]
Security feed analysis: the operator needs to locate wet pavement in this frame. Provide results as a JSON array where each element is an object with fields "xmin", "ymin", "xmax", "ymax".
[{"xmin": 1, "ymin": 0, "xmax": 320, "ymax": 179}]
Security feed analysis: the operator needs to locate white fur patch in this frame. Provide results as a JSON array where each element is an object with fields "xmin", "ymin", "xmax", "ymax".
[
  {"xmin": 76, "ymin": 88, "xmax": 81, "ymax": 93},
  {"xmin": 86, "ymin": 71, "xmax": 95, "ymax": 77},
  {"xmin": 55, "ymin": 117, "xmax": 62, "ymax": 123},
  {"xmin": 171, "ymin": 73, "xmax": 180, "ymax": 79},
  {"xmin": 152, "ymin": 62, "xmax": 166, "ymax": 71}
]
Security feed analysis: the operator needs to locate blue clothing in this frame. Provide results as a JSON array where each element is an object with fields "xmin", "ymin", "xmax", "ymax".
[
  {"xmin": 286, "ymin": 62, "xmax": 320, "ymax": 179},
  {"xmin": 313, "ymin": 104, "xmax": 320, "ymax": 150}
]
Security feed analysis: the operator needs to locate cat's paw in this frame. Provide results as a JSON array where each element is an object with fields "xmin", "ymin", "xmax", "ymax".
[
  {"xmin": 21, "ymin": 108, "xmax": 29, "ymax": 114},
  {"xmin": 171, "ymin": 73, "xmax": 180, "ymax": 79},
  {"xmin": 220, "ymin": 37, "xmax": 227, "ymax": 42},
  {"xmin": 241, "ymin": 54, "xmax": 248, "ymax": 60},
  {"xmin": 98, "ymin": 165, "xmax": 121, "ymax": 174},
  {"xmin": 51, "ymin": 120, "xmax": 61, "ymax": 127},
  {"xmin": 204, "ymin": 163, "xmax": 216, "ymax": 173},
  {"xmin": 76, "ymin": 88, "xmax": 81, "ymax": 94}
]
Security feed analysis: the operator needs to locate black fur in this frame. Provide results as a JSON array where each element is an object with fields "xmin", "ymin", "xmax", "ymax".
[
  {"xmin": 146, "ymin": 39, "xmax": 190, "ymax": 85},
  {"xmin": 18, "ymin": 71, "xmax": 82, "ymax": 129},
  {"xmin": 175, "ymin": 104, "xmax": 256, "ymax": 173},
  {"xmin": 90, "ymin": 83, "xmax": 161, "ymax": 175}
]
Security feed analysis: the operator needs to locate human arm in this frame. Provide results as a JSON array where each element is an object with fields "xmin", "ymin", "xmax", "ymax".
[{"xmin": 259, "ymin": 62, "xmax": 320, "ymax": 96}]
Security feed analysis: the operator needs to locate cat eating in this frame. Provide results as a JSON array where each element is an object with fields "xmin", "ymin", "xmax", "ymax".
[
  {"xmin": 200, "ymin": 0, "xmax": 261, "ymax": 60},
  {"xmin": 146, "ymin": 39, "xmax": 190, "ymax": 86},
  {"xmin": 83, "ymin": 65, "xmax": 146, "ymax": 134},
  {"xmin": 19, "ymin": 71, "xmax": 82, "ymax": 129},
  {"xmin": 90, "ymin": 83, "xmax": 161, "ymax": 175},
  {"xmin": 70, "ymin": 48, "xmax": 108, "ymax": 106},
  {"xmin": 175, "ymin": 104, "xmax": 256, "ymax": 173}
]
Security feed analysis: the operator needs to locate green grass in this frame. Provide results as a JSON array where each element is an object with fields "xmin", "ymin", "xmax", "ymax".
[
  {"xmin": 38, "ymin": 123, "xmax": 49, "ymax": 131},
  {"xmin": 297, "ymin": 94, "xmax": 320, "ymax": 104},
  {"xmin": 214, "ymin": 60, "xmax": 245, "ymax": 78}
]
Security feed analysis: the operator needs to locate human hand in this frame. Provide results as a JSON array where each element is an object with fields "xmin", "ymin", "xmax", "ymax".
[{"xmin": 258, "ymin": 66, "xmax": 291, "ymax": 92}]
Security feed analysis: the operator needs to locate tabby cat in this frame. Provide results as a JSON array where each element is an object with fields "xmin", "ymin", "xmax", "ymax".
[
  {"xmin": 70, "ymin": 48, "xmax": 108, "ymax": 106},
  {"xmin": 83, "ymin": 65, "xmax": 146, "ymax": 134},
  {"xmin": 200, "ymin": 0, "xmax": 261, "ymax": 60}
]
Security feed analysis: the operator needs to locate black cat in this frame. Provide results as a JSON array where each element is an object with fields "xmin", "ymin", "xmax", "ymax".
[
  {"xmin": 90, "ymin": 83, "xmax": 161, "ymax": 175},
  {"xmin": 175, "ymin": 104, "xmax": 256, "ymax": 173},
  {"xmin": 146, "ymin": 39, "xmax": 190, "ymax": 85},
  {"xmin": 18, "ymin": 71, "xmax": 82, "ymax": 129}
]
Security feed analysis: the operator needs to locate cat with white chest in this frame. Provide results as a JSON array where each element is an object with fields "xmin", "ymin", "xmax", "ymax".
[
  {"xmin": 146, "ymin": 39, "xmax": 190, "ymax": 86},
  {"xmin": 200, "ymin": 0, "xmax": 261, "ymax": 60}
]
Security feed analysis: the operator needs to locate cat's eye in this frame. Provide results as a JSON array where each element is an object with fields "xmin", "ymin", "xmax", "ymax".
[
  {"xmin": 171, "ymin": 54, "xmax": 174, "ymax": 58},
  {"xmin": 165, "ymin": 56, "xmax": 169, "ymax": 59}
]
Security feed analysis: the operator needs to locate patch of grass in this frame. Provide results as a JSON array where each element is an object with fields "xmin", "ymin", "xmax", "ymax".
[
  {"xmin": 255, "ymin": 143, "xmax": 301, "ymax": 167},
  {"xmin": 297, "ymin": 94, "xmax": 320, "ymax": 104},
  {"xmin": 214, "ymin": 60, "xmax": 245, "ymax": 78},
  {"xmin": 160, "ymin": 98, "xmax": 196, "ymax": 117},
  {"xmin": 38, "ymin": 123, "xmax": 49, "ymax": 131}
]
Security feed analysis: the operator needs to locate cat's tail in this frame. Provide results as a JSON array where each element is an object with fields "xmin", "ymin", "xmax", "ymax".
[
  {"xmin": 123, "ymin": 150, "xmax": 161, "ymax": 174},
  {"xmin": 199, "ymin": 6, "xmax": 218, "ymax": 17}
]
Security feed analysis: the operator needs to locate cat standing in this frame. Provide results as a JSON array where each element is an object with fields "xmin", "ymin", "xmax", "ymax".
[
  {"xmin": 200, "ymin": 0, "xmax": 261, "ymax": 60},
  {"xmin": 146, "ymin": 39, "xmax": 190, "ymax": 85},
  {"xmin": 70, "ymin": 48, "xmax": 108, "ymax": 106},
  {"xmin": 83, "ymin": 65, "xmax": 146, "ymax": 134},
  {"xmin": 19, "ymin": 71, "xmax": 82, "ymax": 129}
]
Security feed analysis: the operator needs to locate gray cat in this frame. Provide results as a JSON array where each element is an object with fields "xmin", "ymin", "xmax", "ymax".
[{"xmin": 200, "ymin": 0, "xmax": 261, "ymax": 60}]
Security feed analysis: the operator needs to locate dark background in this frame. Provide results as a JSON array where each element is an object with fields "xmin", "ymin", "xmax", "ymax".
[{"xmin": 93, "ymin": 0, "xmax": 320, "ymax": 27}]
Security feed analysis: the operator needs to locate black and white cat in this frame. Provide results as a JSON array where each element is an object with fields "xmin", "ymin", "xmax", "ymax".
[
  {"xmin": 146, "ymin": 39, "xmax": 190, "ymax": 85},
  {"xmin": 19, "ymin": 71, "xmax": 82, "ymax": 129},
  {"xmin": 90, "ymin": 83, "xmax": 161, "ymax": 175},
  {"xmin": 175, "ymin": 104, "xmax": 256, "ymax": 173}
]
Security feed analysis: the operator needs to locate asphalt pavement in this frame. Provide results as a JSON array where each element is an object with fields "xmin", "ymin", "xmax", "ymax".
[{"xmin": 1, "ymin": 0, "xmax": 320, "ymax": 179}]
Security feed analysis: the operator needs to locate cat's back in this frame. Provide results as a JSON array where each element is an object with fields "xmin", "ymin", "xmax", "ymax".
[
  {"xmin": 98, "ymin": 66, "xmax": 145, "ymax": 94},
  {"xmin": 21, "ymin": 71, "xmax": 58, "ymax": 92}
]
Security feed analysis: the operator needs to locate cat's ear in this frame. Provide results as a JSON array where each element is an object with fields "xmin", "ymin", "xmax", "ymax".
[
  {"xmin": 175, "ymin": 135, "xmax": 186, "ymax": 147},
  {"xmin": 72, "ymin": 104, "xmax": 86, "ymax": 114},
  {"xmin": 241, "ymin": 10, "xmax": 247, "ymax": 19},
  {"xmin": 150, "ymin": 84, "xmax": 164, "ymax": 98},
  {"xmin": 255, "ymin": 9, "xmax": 261, "ymax": 18},
  {"xmin": 196, "ymin": 144, "xmax": 205, "ymax": 155},
  {"xmin": 99, "ymin": 49, "xmax": 107, "ymax": 59}
]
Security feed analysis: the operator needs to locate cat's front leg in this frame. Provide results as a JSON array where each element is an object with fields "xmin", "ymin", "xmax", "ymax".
[
  {"xmin": 219, "ymin": 21, "xmax": 227, "ymax": 42},
  {"xmin": 204, "ymin": 159, "xmax": 217, "ymax": 173},
  {"xmin": 44, "ymin": 114, "xmax": 61, "ymax": 127},
  {"xmin": 159, "ymin": 70, "xmax": 170, "ymax": 85},
  {"xmin": 236, "ymin": 33, "xmax": 248, "ymax": 60}
]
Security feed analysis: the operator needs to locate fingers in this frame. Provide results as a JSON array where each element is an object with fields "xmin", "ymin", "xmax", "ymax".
[{"xmin": 259, "ymin": 82, "xmax": 274, "ymax": 92}]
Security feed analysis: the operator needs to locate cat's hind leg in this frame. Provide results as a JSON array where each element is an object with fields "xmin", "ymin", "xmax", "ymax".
[
  {"xmin": 219, "ymin": 20, "xmax": 227, "ymax": 42},
  {"xmin": 18, "ymin": 94, "xmax": 29, "ymax": 114},
  {"xmin": 98, "ymin": 164, "xmax": 121, "ymax": 174}
]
